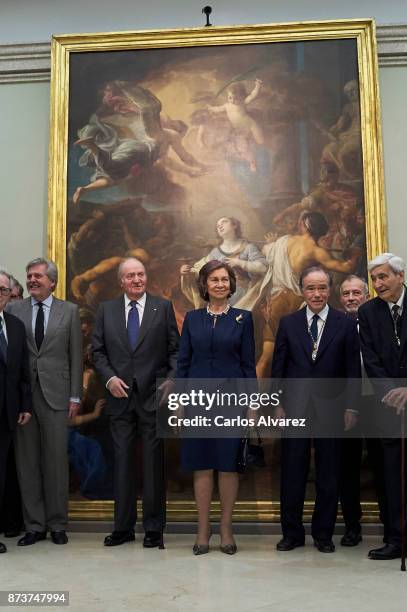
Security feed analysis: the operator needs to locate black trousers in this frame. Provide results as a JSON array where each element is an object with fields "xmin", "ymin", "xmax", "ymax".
[
  {"xmin": 280, "ymin": 436, "xmax": 342, "ymax": 541},
  {"xmin": 340, "ymin": 395, "xmax": 388, "ymax": 535},
  {"xmin": 381, "ymin": 436, "xmax": 407, "ymax": 546},
  {"xmin": 0, "ymin": 443, "xmax": 23, "ymax": 534},
  {"xmin": 340, "ymin": 436, "xmax": 386, "ymax": 534},
  {"xmin": 0, "ymin": 410, "xmax": 13, "ymax": 532},
  {"xmin": 109, "ymin": 386, "xmax": 166, "ymax": 532}
]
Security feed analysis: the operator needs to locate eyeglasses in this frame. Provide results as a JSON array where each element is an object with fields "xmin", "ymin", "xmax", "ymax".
[{"xmin": 0, "ymin": 287, "xmax": 11, "ymax": 296}]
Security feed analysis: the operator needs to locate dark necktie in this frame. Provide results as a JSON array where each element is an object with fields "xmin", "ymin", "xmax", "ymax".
[
  {"xmin": 391, "ymin": 304, "xmax": 402, "ymax": 341},
  {"xmin": 310, "ymin": 314, "xmax": 319, "ymax": 345},
  {"xmin": 0, "ymin": 317, "xmax": 7, "ymax": 363},
  {"xmin": 127, "ymin": 301, "xmax": 140, "ymax": 351},
  {"xmin": 35, "ymin": 302, "xmax": 44, "ymax": 350}
]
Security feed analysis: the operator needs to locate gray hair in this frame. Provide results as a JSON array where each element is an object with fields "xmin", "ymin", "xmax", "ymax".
[
  {"xmin": 117, "ymin": 257, "xmax": 146, "ymax": 281},
  {"xmin": 10, "ymin": 275, "xmax": 24, "ymax": 297},
  {"xmin": 368, "ymin": 252, "xmax": 405, "ymax": 274},
  {"xmin": 340, "ymin": 275, "xmax": 369, "ymax": 295},
  {"xmin": 299, "ymin": 265, "xmax": 332, "ymax": 289},
  {"xmin": 0, "ymin": 268, "xmax": 11, "ymax": 288},
  {"xmin": 26, "ymin": 258, "xmax": 58, "ymax": 285}
]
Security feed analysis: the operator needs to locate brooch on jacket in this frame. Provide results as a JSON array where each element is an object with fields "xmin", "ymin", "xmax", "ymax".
[{"xmin": 235, "ymin": 314, "xmax": 243, "ymax": 324}]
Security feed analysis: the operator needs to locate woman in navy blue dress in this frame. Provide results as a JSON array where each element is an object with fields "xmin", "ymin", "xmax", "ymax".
[{"xmin": 177, "ymin": 260, "xmax": 256, "ymax": 555}]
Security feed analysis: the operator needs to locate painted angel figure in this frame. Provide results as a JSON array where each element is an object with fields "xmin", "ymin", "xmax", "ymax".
[{"xmin": 72, "ymin": 81, "xmax": 208, "ymax": 204}]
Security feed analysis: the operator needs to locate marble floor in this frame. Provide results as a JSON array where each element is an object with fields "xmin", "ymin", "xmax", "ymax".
[{"xmin": 1, "ymin": 533, "xmax": 406, "ymax": 612}]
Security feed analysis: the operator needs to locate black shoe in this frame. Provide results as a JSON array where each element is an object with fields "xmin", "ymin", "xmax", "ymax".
[
  {"xmin": 220, "ymin": 543, "xmax": 237, "ymax": 555},
  {"xmin": 0, "ymin": 542, "xmax": 7, "ymax": 553},
  {"xmin": 192, "ymin": 543, "xmax": 210, "ymax": 555},
  {"xmin": 340, "ymin": 530, "xmax": 362, "ymax": 547},
  {"xmin": 104, "ymin": 530, "xmax": 135, "ymax": 547},
  {"xmin": 314, "ymin": 539, "xmax": 335, "ymax": 553},
  {"xmin": 276, "ymin": 537, "xmax": 305, "ymax": 551},
  {"xmin": 368, "ymin": 544, "xmax": 401, "ymax": 560},
  {"xmin": 4, "ymin": 529, "xmax": 22, "ymax": 538},
  {"xmin": 17, "ymin": 531, "xmax": 47, "ymax": 546},
  {"xmin": 143, "ymin": 531, "xmax": 164, "ymax": 549},
  {"xmin": 51, "ymin": 531, "xmax": 68, "ymax": 545}
]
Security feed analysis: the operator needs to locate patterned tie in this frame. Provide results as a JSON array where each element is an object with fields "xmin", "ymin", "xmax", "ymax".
[
  {"xmin": 391, "ymin": 304, "xmax": 402, "ymax": 341},
  {"xmin": 0, "ymin": 316, "xmax": 7, "ymax": 363},
  {"xmin": 35, "ymin": 302, "xmax": 44, "ymax": 350},
  {"xmin": 310, "ymin": 313, "xmax": 319, "ymax": 345},
  {"xmin": 127, "ymin": 301, "xmax": 140, "ymax": 351}
]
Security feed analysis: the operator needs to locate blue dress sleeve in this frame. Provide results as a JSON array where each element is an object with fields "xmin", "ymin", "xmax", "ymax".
[
  {"xmin": 176, "ymin": 312, "xmax": 192, "ymax": 378},
  {"xmin": 240, "ymin": 312, "xmax": 256, "ymax": 378}
]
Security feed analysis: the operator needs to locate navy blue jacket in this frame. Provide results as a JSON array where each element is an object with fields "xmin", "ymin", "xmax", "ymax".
[
  {"xmin": 176, "ymin": 307, "xmax": 256, "ymax": 379},
  {"xmin": 271, "ymin": 306, "xmax": 361, "ymax": 423}
]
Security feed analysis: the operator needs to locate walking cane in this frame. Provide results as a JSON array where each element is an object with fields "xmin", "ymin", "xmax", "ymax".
[{"xmin": 401, "ymin": 407, "xmax": 406, "ymax": 572}]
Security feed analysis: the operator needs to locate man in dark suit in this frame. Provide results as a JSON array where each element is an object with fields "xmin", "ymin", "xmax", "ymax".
[
  {"xmin": 8, "ymin": 258, "xmax": 83, "ymax": 547},
  {"xmin": 272, "ymin": 265, "xmax": 361, "ymax": 553},
  {"xmin": 358, "ymin": 252, "xmax": 407, "ymax": 560},
  {"xmin": 0, "ymin": 269, "xmax": 32, "ymax": 554},
  {"xmin": 338, "ymin": 275, "xmax": 386, "ymax": 547},
  {"xmin": 92, "ymin": 257, "xmax": 179, "ymax": 547},
  {"xmin": 0, "ymin": 274, "xmax": 25, "ymax": 538}
]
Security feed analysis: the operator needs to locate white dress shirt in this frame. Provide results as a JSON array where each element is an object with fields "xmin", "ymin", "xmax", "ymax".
[
  {"xmin": 0, "ymin": 310, "xmax": 7, "ymax": 343},
  {"xmin": 306, "ymin": 304, "xmax": 329, "ymax": 351},
  {"xmin": 387, "ymin": 286, "xmax": 405, "ymax": 316},
  {"xmin": 124, "ymin": 292, "xmax": 146, "ymax": 327},
  {"xmin": 31, "ymin": 294, "xmax": 53, "ymax": 336}
]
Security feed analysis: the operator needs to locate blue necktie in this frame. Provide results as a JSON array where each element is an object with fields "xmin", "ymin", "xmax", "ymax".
[
  {"xmin": 0, "ymin": 317, "xmax": 7, "ymax": 363},
  {"xmin": 310, "ymin": 314, "xmax": 319, "ymax": 346},
  {"xmin": 127, "ymin": 301, "xmax": 140, "ymax": 351}
]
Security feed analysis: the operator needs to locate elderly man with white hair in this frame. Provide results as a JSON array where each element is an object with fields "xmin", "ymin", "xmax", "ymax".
[{"xmin": 358, "ymin": 252, "xmax": 407, "ymax": 560}]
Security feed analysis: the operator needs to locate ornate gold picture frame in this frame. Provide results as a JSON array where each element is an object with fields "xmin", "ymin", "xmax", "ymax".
[{"xmin": 49, "ymin": 19, "xmax": 386, "ymax": 522}]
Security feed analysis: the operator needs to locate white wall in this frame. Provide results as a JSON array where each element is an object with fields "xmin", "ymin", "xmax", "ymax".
[
  {"xmin": 0, "ymin": 82, "xmax": 50, "ymax": 281},
  {"xmin": 0, "ymin": 0, "xmax": 406, "ymax": 44},
  {"xmin": 380, "ymin": 67, "xmax": 407, "ymax": 256}
]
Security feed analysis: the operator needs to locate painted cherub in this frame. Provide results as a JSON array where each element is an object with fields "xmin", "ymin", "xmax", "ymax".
[{"xmin": 207, "ymin": 79, "xmax": 264, "ymax": 171}]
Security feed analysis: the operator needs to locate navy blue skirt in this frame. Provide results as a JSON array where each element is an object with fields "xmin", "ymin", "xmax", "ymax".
[{"xmin": 181, "ymin": 437, "xmax": 240, "ymax": 472}]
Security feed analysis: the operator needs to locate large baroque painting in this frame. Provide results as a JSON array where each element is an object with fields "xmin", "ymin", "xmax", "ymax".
[{"xmin": 49, "ymin": 21, "xmax": 386, "ymax": 520}]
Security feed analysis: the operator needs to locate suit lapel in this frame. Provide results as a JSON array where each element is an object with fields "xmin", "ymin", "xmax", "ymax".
[
  {"xmin": 39, "ymin": 297, "xmax": 64, "ymax": 354},
  {"xmin": 4, "ymin": 312, "xmax": 16, "ymax": 365},
  {"xmin": 295, "ymin": 308, "xmax": 314, "ymax": 363},
  {"xmin": 134, "ymin": 293, "xmax": 159, "ymax": 351},
  {"xmin": 21, "ymin": 298, "xmax": 37, "ymax": 355},
  {"xmin": 374, "ymin": 295, "xmax": 399, "ymax": 351},
  {"xmin": 398, "ymin": 287, "xmax": 407, "ymax": 353},
  {"xmin": 314, "ymin": 307, "xmax": 340, "ymax": 362},
  {"xmin": 114, "ymin": 296, "xmax": 129, "ymax": 351}
]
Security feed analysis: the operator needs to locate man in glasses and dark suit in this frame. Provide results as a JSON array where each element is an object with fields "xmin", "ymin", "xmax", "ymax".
[{"xmin": 0, "ymin": 268, "xmax": 31, "ymax": 554}]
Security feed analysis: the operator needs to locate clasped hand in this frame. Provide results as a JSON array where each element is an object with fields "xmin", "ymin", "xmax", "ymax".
[{"xmin": 382, "ymin": 387, "xmax": 407, "ymax": 414}]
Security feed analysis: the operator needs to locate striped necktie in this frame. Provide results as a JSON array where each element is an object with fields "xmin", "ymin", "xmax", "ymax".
[{"xmin": 0, "ymin": 317, "xmax": 7, "ymax": 362}]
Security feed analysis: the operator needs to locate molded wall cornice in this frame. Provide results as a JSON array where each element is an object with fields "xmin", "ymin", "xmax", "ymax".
[{"xmin": 0, "ymin": 25, "xmax": 406, "ymax": 83}]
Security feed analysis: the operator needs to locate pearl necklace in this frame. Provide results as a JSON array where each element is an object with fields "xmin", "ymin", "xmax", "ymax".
[
  {"xmin": 206, "ymin": 303, "xmax": 231, "ymax": 317},
  {"xmin": 206, "ymin": 303, "xmax": 230, "ymax": 327}
]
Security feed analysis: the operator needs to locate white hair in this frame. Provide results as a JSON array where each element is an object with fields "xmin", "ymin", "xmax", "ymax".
[
  {"xmin": 368, "ymin": 252, "xmax": 405, "ymax": 273},
  {"xmin": 117, "ymin": 257, "xmax": 146, "ymax": 281},
  {"xmin": 0, "ymin": 268, "xmax": 11, "ymax": 287}
]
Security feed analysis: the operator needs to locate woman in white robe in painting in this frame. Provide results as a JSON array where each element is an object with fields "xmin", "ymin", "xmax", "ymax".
[{"xmin": 180, "ymin": 216, "xmax": 267, "ymax": 310}]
